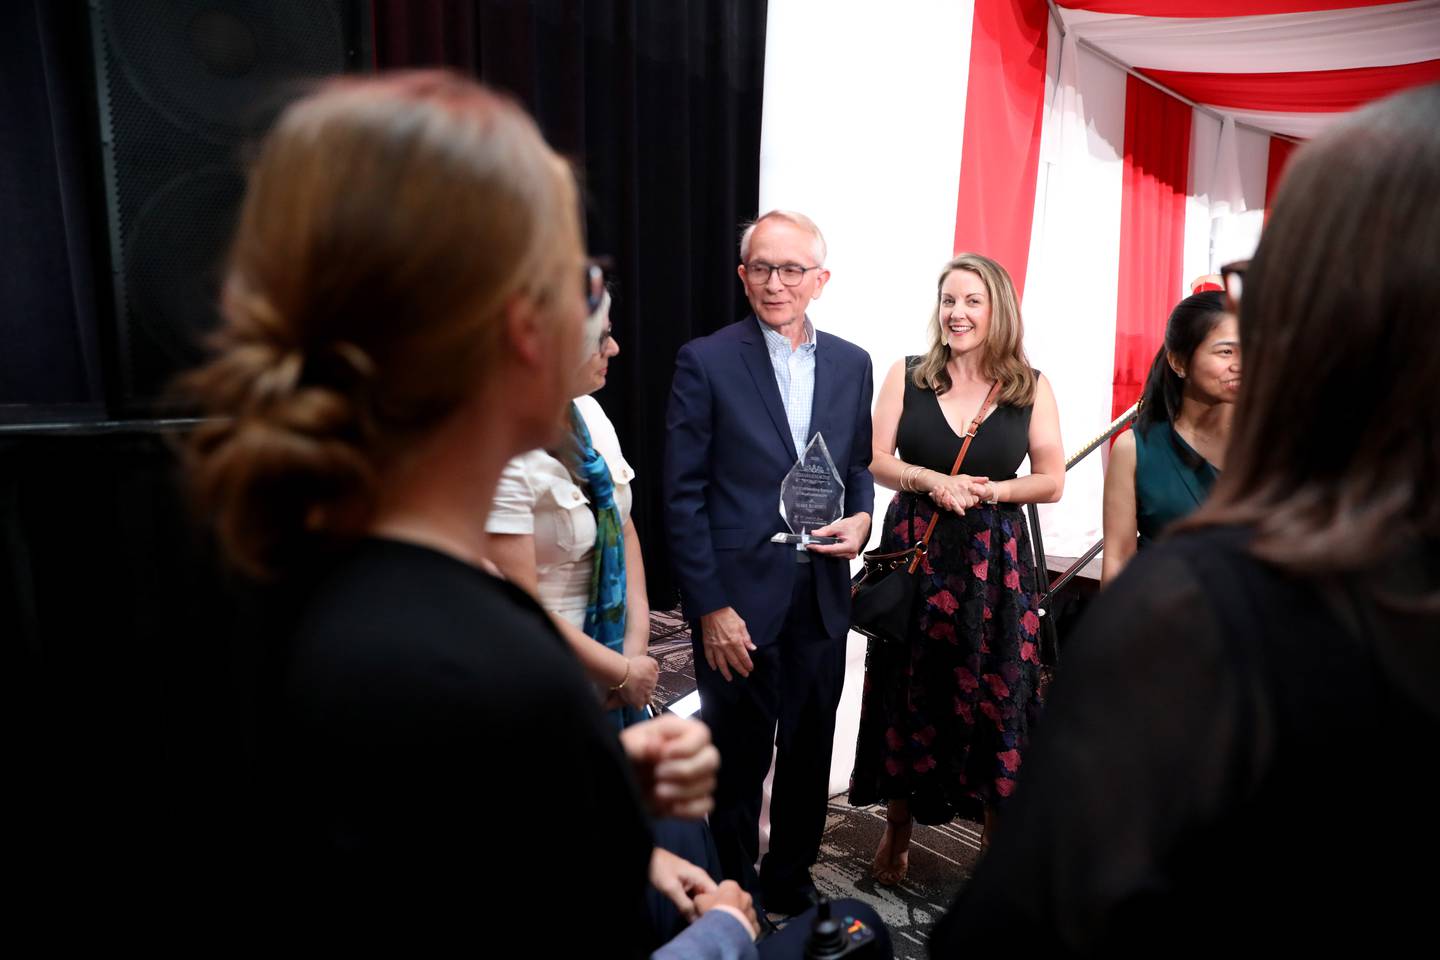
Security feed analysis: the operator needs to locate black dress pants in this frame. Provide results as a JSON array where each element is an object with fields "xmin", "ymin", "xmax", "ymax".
[{"xmin": 693, "ymin": 562, "xmax": 848, "ymax": 906}]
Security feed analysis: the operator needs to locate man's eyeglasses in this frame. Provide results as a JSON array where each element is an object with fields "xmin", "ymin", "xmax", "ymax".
[
  {"xmin": 743, "ymin": 261, "xmax": 821, "ymax": 287},
  {"xmin": 1220, "ymin": 260, "xmax": 1248, "ymax": 314}
]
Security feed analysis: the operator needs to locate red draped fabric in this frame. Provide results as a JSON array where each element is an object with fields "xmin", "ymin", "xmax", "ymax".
[
  {"xmin": 1058, "ymin": 1, "xmax": 1403, "ymax": 14},
  {"xmin": 952, "ymin": 0, "xmax": 1050, "ymax": 299},
  {"xmin": 1141, "ymin": 60, "xmax": 1440, "ymax": 113},
  {"xmin": 1265, "ymin": 136, "xmax": 1300, "ymax": 221},
  {"xmin": 1112, "ymin": 75, "xmax": 1193, "ymax": 420}
]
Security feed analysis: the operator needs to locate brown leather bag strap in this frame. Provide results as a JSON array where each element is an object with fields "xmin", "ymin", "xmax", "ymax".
[{"xmin": 906, "ymin": 380, "xmax": 1001, "ymax": 574}]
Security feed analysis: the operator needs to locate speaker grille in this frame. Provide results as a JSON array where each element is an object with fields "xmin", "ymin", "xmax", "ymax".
[{"xmin": 90, "ymin": 1, "xmax": 366, "ymax": 407}]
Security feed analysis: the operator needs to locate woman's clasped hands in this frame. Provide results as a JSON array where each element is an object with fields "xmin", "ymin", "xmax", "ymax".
[{"xmin": 929, "ymin": 473, "xmax": 990, "ymax": 514}]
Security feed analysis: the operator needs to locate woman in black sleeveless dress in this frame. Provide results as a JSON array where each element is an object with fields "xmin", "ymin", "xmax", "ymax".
[{"xmin": 849, "ymin": 253, "xmax": 1065, "ymax": 886}]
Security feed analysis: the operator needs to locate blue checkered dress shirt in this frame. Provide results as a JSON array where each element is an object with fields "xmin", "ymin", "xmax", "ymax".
[{"xmin": 759, "ymin": 316, "xmax": 816, "ymax": 457}]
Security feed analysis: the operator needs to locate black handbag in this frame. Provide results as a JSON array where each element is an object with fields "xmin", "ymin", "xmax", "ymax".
[{"xmin": 850, "ymin": 381, "xmax": 1000, "ymax": 645}]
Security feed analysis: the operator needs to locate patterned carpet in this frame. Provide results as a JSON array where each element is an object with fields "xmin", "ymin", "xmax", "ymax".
[{"xmin": 647, "ymin": 610, "xmax": 978, "ymax": 959}]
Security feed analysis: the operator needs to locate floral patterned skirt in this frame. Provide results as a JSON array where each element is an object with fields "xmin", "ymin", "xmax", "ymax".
[{"xmin": 848, "ymin": 492, "xmax": 1045, "ymax": 824}]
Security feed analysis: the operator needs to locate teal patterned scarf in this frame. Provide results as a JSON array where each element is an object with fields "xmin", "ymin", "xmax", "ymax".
[{"xmin": 572, "ymin": 404, "xmax": 641, "ymax": 729}]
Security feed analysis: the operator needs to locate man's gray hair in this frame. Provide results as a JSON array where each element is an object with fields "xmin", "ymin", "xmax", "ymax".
[{"xmin": 738, "ymin": 210, "xmax": 827, "ymax": 266}]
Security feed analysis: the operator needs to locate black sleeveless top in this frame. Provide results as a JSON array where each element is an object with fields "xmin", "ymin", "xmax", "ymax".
[{"xmin": 895, "ymin": 359, "xmax": 1033, "ymax": 480}]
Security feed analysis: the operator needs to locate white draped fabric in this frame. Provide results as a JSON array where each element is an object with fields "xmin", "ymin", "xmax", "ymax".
[
  {"xmin": 1057, "ymin": 1, "xmax": 1440, "ymax": 139},
  {"xmin": 1062, "ymin": 1, "xmax": 1439, "ymax": 73},
  {"xmin": 1023, "ymin": 28, "xmax": 1130, "ymax": 559},
  {"xmin": 1219, "ymin": 107, "xmax": 1346, "ymax": 139}
]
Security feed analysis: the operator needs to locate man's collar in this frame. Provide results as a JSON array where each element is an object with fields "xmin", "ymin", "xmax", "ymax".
[{"xmin": 757, "ymin": 315, "xmax": 815, "ymax": 351}]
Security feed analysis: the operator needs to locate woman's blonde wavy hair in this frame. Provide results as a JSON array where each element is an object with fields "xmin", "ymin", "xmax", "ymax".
[
  {"xmin": 910, "ymin": 253, "xmax": 1035, "ymax": 407},
  {"xmin": 180, "ymin": 71, "xmax": 581, "ymax": 578}
]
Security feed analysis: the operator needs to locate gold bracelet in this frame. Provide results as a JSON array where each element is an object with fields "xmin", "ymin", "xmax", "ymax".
[{"xmin": 609, "ymin": 656, "xmax": 631, "ymax": 692}]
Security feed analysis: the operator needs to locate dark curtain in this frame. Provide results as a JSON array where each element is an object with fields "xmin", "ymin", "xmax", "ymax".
[
  {"xmin": 2, "ymin": 429, "xmax": 260, "ymax": 910},
  {"xmin": 374, "ymin": 0, "xmax": 768, "ymax": 608},
  {"xmin": 3, "ymin": 2, "xmax": 765, "ymax": 909},
  {"xmin": 0, "ymin": 0, "xmax": 108, "ymax": 418}
]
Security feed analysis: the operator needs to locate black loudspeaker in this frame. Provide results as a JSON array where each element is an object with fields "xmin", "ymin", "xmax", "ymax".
[{"xmin": 87, "ymin": 1, "xmax": 372, "ymax": 410}]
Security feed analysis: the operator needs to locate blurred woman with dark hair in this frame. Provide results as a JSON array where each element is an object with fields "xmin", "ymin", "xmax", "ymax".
[
  {"xmin": 1100, "ymin": 291, "xmax": 1240, "ymax": 584},
  {"xmin": 933, "ymin": 83, "xmax": 1440, "ymax": 955}
]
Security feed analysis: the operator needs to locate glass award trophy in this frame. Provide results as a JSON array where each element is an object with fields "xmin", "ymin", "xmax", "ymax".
[{"xmin": 770, "ymin": 433, "xmax": 845, "ymax": 552}]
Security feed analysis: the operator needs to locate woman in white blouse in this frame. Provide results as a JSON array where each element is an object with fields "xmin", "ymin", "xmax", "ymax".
[{"xmin": 487, "ymin": 293, "xmax": 659, "ymax": 726}]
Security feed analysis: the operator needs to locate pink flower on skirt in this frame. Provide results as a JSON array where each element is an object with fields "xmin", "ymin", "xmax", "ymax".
[
  {"xmin": 984, "ymin": 673, "xmax": 1010, "ymax": 699},
  {"xmin": 982, "ymin": 605, "xmax": 993, "ymax": 621},
  {"xmin": 955, "ymin": 700, "xmax": 974, "ymax": 722},
  {"xmin": 998, "ymin": 749, "xmax": 1021, "ymax": 773},
  {"xmin": 995, "ymin": 777, "xmax": 1016, "ymax": 797},
  {"xmin": 1021, "ymin": 610, "xmax": 1040, "ymax": 636},
  {"xmin": 885, "ymin": 727, "xmax": 905, "ymax": 750},
  {"xmin": 885, "ymin": 757, "xmax": 905, "ymax": 776},
  {"xmin": 1005, "ymin": 537, "xmax": 1018, "ymax": 561},
  {"xmin": 928, "ymin": 589, "xmax": 959, "ymax": 615},
  {"xmin": 955, "ymin": 667, "xmax": 979, "ymax": 693},
  {"xmin": 1020, "ymin": 640, "xmax": 1038, "ymax": 663},
  {"xmin": 972, "ymin": 560, "xmax": 989, "ymax": 580},
  {"xmin": 976, "ymin": 529, "xmax": 991, "ymax": 549},
  {"xmin": 912, "ymin": 756, "xmax": 937, "ymax": 774},
  {"xmin": 915, "ymin": 725, "xmax": 937, "ymax": 747},
  {"xmin": 1004, "ymin": 568, "xmax": 1021, "ymax": 590},
  {"xmin": 928, "ymin": 621, "xmax": 957, "ymax": 644}
]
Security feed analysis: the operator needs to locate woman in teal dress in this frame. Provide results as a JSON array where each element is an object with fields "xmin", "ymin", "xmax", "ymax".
[{"xmin": 1102, "ymin": 291, "xmax": 1240, "ymax": 584}]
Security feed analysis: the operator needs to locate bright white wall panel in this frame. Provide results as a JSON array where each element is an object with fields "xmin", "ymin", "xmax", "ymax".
[{"xmin": 760, "ymin": 0, "xmax": 975, "ymax": 481}]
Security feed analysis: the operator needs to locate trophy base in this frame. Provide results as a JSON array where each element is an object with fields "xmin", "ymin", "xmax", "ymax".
[{"xmin": 770, "ymin": 533, "xmax": 841, "ymax": 546}]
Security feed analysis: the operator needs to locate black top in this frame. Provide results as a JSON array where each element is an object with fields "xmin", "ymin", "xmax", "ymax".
[
  {"xmin": 274, "ymin": 538, "xmax": 653, "ymax": 949},
  {"xmin": 931, "ymin": 527, "xmax": 1440, "ymax": 956},
  {"xmin": 895, "ymin": 361, "xmax": 1032, "ymax": 479}
]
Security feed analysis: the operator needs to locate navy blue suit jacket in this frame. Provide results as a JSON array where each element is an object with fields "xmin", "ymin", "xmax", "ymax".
[{"xmin": 663, "ymin": 317, "xmax": 874, "ymax": 647}]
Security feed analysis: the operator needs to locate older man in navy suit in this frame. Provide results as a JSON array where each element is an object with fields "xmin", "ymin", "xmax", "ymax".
[{"xmin": 664, "ymin": 210, "xmax": 873, "ymax": 916}]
